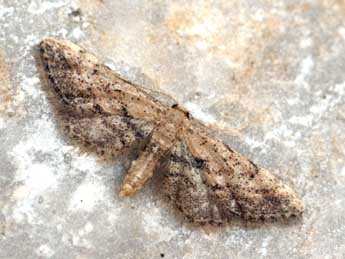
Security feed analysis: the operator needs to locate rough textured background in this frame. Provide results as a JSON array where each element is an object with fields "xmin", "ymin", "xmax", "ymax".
[{"xmin": 1, "ymin": 0, "xmax": 345, "ymax": 258}]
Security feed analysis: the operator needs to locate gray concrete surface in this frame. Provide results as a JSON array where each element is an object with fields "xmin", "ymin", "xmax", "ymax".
[{"xmin": 1, "ymin": 0, "xmax": 345, "ymax": 258}]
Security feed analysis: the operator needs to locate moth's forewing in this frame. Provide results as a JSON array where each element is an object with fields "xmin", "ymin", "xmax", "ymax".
[
  {"xmin": 38, "ymin": 37, "xmax": 166, "ymax": 157},
  {"xmin": 38, "ymin": 37, "xmax": 167, "ymax": 121},
  {"xmin": 178, "ymin": 126, "xmax": 304, "ymax": 223},
  {"xmin": 160, "ymin": 120, "xmax": 303, "ymax": 225}
]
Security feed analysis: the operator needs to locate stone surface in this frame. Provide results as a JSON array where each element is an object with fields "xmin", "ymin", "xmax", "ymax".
[{"xmin": 1, "ymin": 0, "xmax": 345, "ymax": 258}]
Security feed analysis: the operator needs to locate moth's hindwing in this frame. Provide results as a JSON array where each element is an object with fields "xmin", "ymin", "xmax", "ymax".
[
  {"xmin": 64, "ymin": 115, "xmax": 154, "ymax": 158},
  {"xmin": 38, "ymin": 37, "xmax": 168, "ymax": 157}
]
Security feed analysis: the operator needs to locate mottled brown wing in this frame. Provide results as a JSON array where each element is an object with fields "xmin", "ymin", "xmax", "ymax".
[
  {"xmin": 64, "ymin": 115, "xmax": 154, "ymax": 158},
  {"xmin": 162, "ymin": 124, "xmax": 304, "ymax": 225},
  {"xmin": 161, "ymin": 139, "xmax": 224, "ymax": 225},
  {"xmin": 38, "ymin": 37, "xmax": 169, "ymax": 156}
]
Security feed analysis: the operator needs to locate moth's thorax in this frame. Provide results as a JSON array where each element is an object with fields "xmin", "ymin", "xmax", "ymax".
[{"xmin": 150, "ymin": 106, "xmax": 188, "ymax": 150}]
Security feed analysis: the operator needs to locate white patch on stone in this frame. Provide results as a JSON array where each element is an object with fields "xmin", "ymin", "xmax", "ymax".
[
  {"xmin": 260, "ymin": 238, "xmax": 269, "ymax": 256},
  {"xmin": 300, "ymin": 38, "xmax": 313, "ymax": 48},
  {"xmin": 264, "ymin": 124, "xmax": 297, "ymax": 147},
  {"xmin": 142, "ymin": 207, "xmax": 178, "ymax": 242},
  {"xmin": 71, "ymin": 233, "xmax": 92, "ymax": 248},
  {"xmin": 36, "ymin": 244, "xmax": 55, "ymax": 258},
  {"xmin": 174, "ymin": 7, "xmax": 226, "ymax": 53},
  {"xmin": 8, "ymin": 118, "xmax": 65, "ymax": 224},
  {"xmin": 21, "ymin": 76, "xmax": 41, "ymax": 98},
  {"xmin": 17, "ymin": 164, "xmax": 57, "ymax": 195},
  {"xmin": 253, "ymin": 9, "xmax": 265, "ymax": 22},
  {"xmin": 340, "ymin": 167, "xmax": 345, "ymax": 177},
  {"xmin": 10, "ymin": 34, "xmax": 19, "ymax": 43},
  {"xmin": 28, "ymin": 0, "xmax": 66, "ymax": 15},
  {"xmin": 269, "ymin": 82, "xmax": 345, "ymax": 148},
  {"xmin": 11, "ymin": 163, "xmax": 57, "ymax": 224},
  {"xmin": 69, "ymin": 0, "xmax": 80, "ymax": 11},
  {"xmin": 334, "ymin": 82, "xmax": 345, "ymax": 96},
  {"xmin": 289, "ymin": 114, "xmax": 313, "ymax": 127},
  {"xmin": 286, "ymin": 96, "xmax": 300, "ymax": 106},
  {"xmin": 56, "ymin": 224, "xmax": 63, "ymax": 232},
  {"xmin": 84, "ymin": 222, "xmax": 94, "ymax": 233},
  {"xmin": 0, "ymin": 117, "xmax": 4, "ymax": 129},
  {"xmin": 309, "ymin": 82, "xmax": 345, "ymax": 119},
  {"xmin": 68, "ymin": 221, "xmax": 95, "ymax": 249},
  {"xmin": 245, "ymin": 136, "xmax": 263, "ymax": 149},
  {"xmin": 107, "ymin": 207, "xmax": 123, "ymax": 225},
  {"xmin": 69, "ymin": 27, "xmax": 85, "ymax": 40},
  {"xmin": 78, "ymin": 221, "xmax": 94, "ymax": 236},
  {"xmin": 14, "ymin": 35, "xmax": 41, "ymax": 63},
  {"xmin": 82, "ymin": 22, "xmax": 90, "ymax": 29},
  {"xmin": 69, "ymin": 177, "xmax": 105, "ymax": 212},
  {"xmin": 338, "ymin": 27, "xmax": 345, "ymax": 42},
  {"xmin": 295, "ymin": 55, "xmax": 314, "ymax": 85},
  {"xmin": 195, "ymin": 40, "xmax": 208, "ymax": 50},
  {"xmin": 57, "ymin": 28, "xmax": 69, "ymax": 38},
  {"xmin": 70, "ymin": 153, "xmax": 99, "ymax": 174},
  {"xmin": 223, "ymin": 58, "xmax": 240, "ymax": 68},
  {"xmin": 177, "ymin": 21, "xmax": 214, "ymax": 38},
  {"xmin": 0, "ymin": 6, "xmax": 14, "ymax": 19}
]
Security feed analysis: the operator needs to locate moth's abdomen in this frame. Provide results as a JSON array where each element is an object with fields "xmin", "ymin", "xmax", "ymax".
[{"xmin": 119, "ymin": 107, "xmax": 188, "ymax": 197}]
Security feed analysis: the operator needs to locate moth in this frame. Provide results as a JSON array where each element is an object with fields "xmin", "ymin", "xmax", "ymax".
[{"xmin": 37, "ymin": 37, "xmax": 304, "ymax": 225}]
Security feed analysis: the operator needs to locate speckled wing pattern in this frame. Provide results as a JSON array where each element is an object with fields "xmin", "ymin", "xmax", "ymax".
[
  {"xmin": 38, "ymin": 37, "xmax": 304, "ymax": 225},
  {"xmin": 38, "ymin": 38, "xmax": 163, "ymax": 159},
  {"xmin": 162, "ymin": 124, "xmax": 304, "ymax": 224}
]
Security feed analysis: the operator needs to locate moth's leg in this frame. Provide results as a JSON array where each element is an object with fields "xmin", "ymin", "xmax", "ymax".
[{"xmin": 119, "ymin": 107, "xmax": 187, "ymax": 197}]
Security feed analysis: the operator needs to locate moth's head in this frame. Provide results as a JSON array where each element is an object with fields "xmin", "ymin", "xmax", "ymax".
[{"xmin": 171, "ymin": 104, "xmax": 191, "ymax": 119}]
